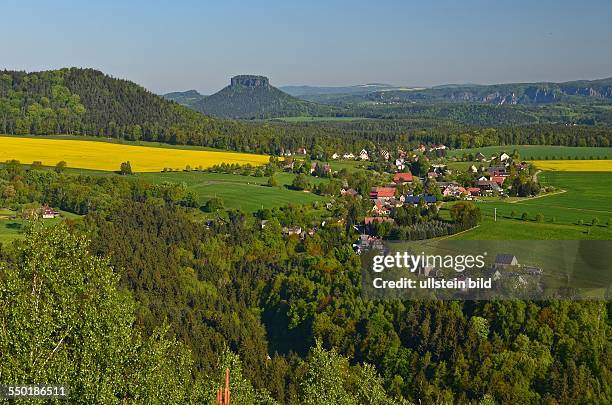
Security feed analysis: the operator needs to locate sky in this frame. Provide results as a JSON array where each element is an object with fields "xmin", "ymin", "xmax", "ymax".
[{"xmin": 1, "ymin": 0, "xmax": 612, "ymax": 94}]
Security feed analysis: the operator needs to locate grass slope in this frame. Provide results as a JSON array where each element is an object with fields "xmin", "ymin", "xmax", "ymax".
[
  {"xmin": 446, "ymin": 171, "xmax": 612, "ymax": 240},
  {"xmin": 137, "ymin": 171, "xmax": 327, "ymax": 212}
]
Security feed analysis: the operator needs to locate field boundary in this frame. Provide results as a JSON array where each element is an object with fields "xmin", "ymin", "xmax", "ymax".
[
  {"xmin": 508, "ymin": 189, "xmax": 567, "ymax": 204},
  {"xmin": 436, "ymin": 225, "xmax": 480, "ymax": 240}
]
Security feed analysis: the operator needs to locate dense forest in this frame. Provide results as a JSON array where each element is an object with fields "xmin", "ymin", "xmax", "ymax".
[
  {"xmin": 0, "ymin": 163, "xmax": 610, "ymax": 403},
  {"xmin": 2, "ymin": 69, "xmax": 612, "ymax": 158}
]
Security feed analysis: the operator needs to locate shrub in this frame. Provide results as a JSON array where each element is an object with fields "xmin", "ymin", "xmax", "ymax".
[
  {"xmin": 119, "ymin": 161, "xmax": 133, "ymax": 175},
  {"xmin": 202, "ymin": 197, "xmax": 224, "ymax": 212},
  {"xmin": 535, "ymin": 213, "xmax": 544, "ymax": 222},
  {"xmin": 521, "ymin": 212, "xmax": 529, "ymax": 221}
]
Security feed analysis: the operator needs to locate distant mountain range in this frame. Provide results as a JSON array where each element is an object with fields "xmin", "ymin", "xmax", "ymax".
[
  {"xmin": 164, "ymin": 75, "xmax": 335, "ymax": 119},
  {"xmin": 163, "ymin": 75, "xmax": 612, "ymax": 123},
  {"xmin": 279, "ymin": 77, "xmax": 612, "ymax": 106},
  {"xmin": 279, "ymin": 83, "xmax": 410, "ymax": 97}
]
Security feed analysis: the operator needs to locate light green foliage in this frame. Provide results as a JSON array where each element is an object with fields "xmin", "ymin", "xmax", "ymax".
[
  {"xmin": 470, "ymin": 316, "xmax": 490, "ymax": 340},
  {"xmin": 0, "ymin": 224, "xmax": 195, "ymax": 403},
  {"xmin": 299, "ymin": 342, "xmax": 395, "ymax": 405}
]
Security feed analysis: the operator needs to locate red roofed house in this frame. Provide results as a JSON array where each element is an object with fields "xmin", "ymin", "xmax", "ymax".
[
  {"xmin": 491, "ymin": 176, "xmax": 505, "ymax": 186},
  {"xmin": 369, "ymin": 187, "xmax": 396, "ymax": 200},
  {"xmin": 364, "ymin": 217, "xmax": 395, "ymax": 225},
  {"xmin": 393, "ymin": 172, "xmax": 413, "ymax": 184},
  {"xmin": 466, "ymin": 187, "xmax": 481, "ymax": 196}
]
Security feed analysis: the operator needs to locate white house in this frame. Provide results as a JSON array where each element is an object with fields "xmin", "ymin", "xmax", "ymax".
[
  {"xmin": 500, "ymin": 152, "xmax": 511, "ymax": 162},
  {"xmin": 331, "ymin": 152, "xmax": 339, "ymax": 160},
  {"xmin": 343, "ymin": 152, "xmax": 355, "ymax": 160},
  {"xmin": 359, "ymin": 149, "xmax": 369, "ymax": 160}
]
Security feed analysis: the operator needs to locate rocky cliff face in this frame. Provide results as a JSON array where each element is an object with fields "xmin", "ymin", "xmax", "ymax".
[{"xmin": 230, "ymin": 75, "xmax": 270, "ymax": 88}]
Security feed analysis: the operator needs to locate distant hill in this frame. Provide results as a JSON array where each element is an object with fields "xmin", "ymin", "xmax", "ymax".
[
  {"xmin": 168, "ymin": 75, "xmax": 337, "ymax": 119},
  {"xmin": 163, "ymin": 89, "xmax": 207, "ymax": 108}
]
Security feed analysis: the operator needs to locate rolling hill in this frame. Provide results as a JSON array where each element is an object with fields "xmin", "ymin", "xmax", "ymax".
[{"xmin": 165, "ymin": 75, "xmax": 338, "ymax": 119}]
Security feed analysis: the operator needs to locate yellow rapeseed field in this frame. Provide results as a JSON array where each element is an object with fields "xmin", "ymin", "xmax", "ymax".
[
  {"xmin": 531, "ymin": 160, "xmax": 612, "ymax": 171},
  {"xmin": 0, "ymin": 136, "xmax": 269, "ymax": 172}
]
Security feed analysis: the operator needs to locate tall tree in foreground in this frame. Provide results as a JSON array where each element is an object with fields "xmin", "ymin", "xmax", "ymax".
[{"xmin": 0, "ymin": 224, "xmax": 195, "ymax": 403}]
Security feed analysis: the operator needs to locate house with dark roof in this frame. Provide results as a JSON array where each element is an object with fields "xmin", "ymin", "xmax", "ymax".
[
  {"xmin": 494, "ymin": 254, "xmax": 518, "ymax": 269},
  {"xmin": 477, "ymin": 180, "xmax": 502, "ymax": 193},
  {"xmin": 404, "ymin": 195, "xmax": 437, "ymax": 205}
]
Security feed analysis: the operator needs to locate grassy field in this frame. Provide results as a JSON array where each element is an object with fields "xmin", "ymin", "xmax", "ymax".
[
  {"xmin": 0, "ymin": 135, "xmax": 269, "ymax": 172},
  {"xmin": 444, "ymin": 171, "xmax": 612, "ymax": 240},
  {"xmin": 446, "ymin": 145, "xmax": 612, "ymax": 160},
  {"xmin": 0, "ymin": 210, "xmax": 81, "ymax": 244},
  {"xmin": 137, "ymin": 171, "xmax": 327, "ymax": 212},
  {"xmin": 531, "ymin": 160, "xmax": 612, "ymax": 171}
]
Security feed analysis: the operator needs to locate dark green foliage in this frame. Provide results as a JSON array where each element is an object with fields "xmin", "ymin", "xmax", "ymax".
[
  {"xmin": 203, "ymin": 196, "xmax": 224, "ymax": 212},
  {"xmin": 119, "ymin": 161, "xmax": 132, "ymax": 175},
  {"xmin": 291, "ymin": 174, "xmax": 312, "ymax": 191}
]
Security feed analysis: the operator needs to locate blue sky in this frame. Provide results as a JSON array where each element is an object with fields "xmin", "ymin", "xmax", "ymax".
[{"xmin": 2, "ymin": 0, "xmax": 611, "ymax": 94}]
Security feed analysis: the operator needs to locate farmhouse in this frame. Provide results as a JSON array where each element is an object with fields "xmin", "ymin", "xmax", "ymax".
[
  {"xmin": 442, "ymin": 185, "xmax": 467, "ymax": 198},
  {"xmin": 395, "ymin": 158, "xmax": 405, "ymax": 170},
  {"xmin": 477, "ymin": 180, "xmax": 502, "ymax": 193},
  {"xmin": 489, "ymin": 165, "xmax": 509, "ymax": 176},
  {"xmin": 282, "ymin": 226, "xmax": 303, "ymax": 237},
  {"xmin": 369, "ymin": 187, "xmax": 395, "ymax": 200},
  {"xmin": 466, "ymin": 187, "xmax": 481, "ymax": 196},
  {"xmin": 499, "ymin": 152, "xmax": 511, "ymax": 162},
  {"xmin": 359, "ymin": 149, "xmax": 369, "ymax": 160},
  {"xmin": 371, "ymin": 202, "xmax": 390, "ymax": 216},
  {"xmin": 296, "ymin": 147, "xmax": 308, "ymax": 155},
  {"xmin": 429, "ymin": 144, "xmax": 447, "ymax": 152},
  {"xmin": 490, "ymin": 176, "xmax": 505, "ymax": 186},
  {"xmin": 494, "ymin": 254, "xmax": 519, "ymax": 269},
  {"xmin": 393, "ymin": 172, "xmax": 413, "ymax": 184},
  {"xmin": 475, "ymin": 152, "xmax": 486, "ymax": 161},
  {"xmin": 380, "ymin": 149, "xmax": 390, "ymax": 160},
  {"xmin": 341, "ymin": 188, "xmax": 359, "ymax": 197},
  {"xmin": 354, "ymin": 234, "xmax": 384, "ymax": 253},
  {"xmin": 331, "ymin": 152, "xmax": 339, "ymax": 160},
  {"xmin": 42, "ymin": 206, "xmax": 59, "ymax": 219},
  {"xmin": 364, "ymin": 216, "xmax": 395, "ymax": 225},
  {"xmin": 343, "ymin": 152, "xmax": 355, "ymax": 159}
]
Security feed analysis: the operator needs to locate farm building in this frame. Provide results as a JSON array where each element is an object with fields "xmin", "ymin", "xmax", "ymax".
[
  {"xmin": 393, "ymin": 172, "xmax": 414, "ymax": 184},
  {"xmin": 494, "ymin": 254, "xmax": 519, "ymax": 269},
  {"xmin": 369, "ymin": 187, "xmax": 395, "ymax": 200}
]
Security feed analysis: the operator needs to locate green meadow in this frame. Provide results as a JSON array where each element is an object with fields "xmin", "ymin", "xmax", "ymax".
[
  {"xmin": 445, "ymin": 171, "xmax": 612, "ymax": 240},
  {"xmin": 0, "ymin": 210, "xmax": 81, "ymax": 244},
  {"xmin": 137, "ymin": 171, "xmax": 328, "ymax": 212},
  {"xmin": 447, "ymin": 145, "xmax": 612, "ymax": 160}
]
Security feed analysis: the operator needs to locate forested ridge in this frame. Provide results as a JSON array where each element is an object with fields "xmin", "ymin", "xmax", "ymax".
[
  {"xmin": 1, "ymin": 68, "xmax": 612, "ymax": 158},
  {"xmin": 0, "ymin": 164, "xmax": 610, "ymax": 403}
]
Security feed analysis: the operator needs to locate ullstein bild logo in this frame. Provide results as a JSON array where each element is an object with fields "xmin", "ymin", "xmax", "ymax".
[{"xmin": 372, "ymin": 252, "xmax": 487, "ymax": 273}]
